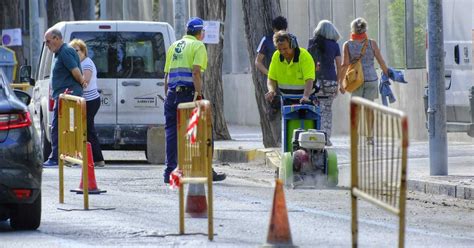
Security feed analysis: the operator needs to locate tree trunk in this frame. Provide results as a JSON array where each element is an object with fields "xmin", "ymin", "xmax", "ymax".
[
  {"xmin": 47, "ymin": 0, "xmax": 73, "ymax": 28},
  {"xmin": 0, "ymin": 0, "xmax": 24, "ymax": 80},
  {"xmin": 71, "ymin": 0, "xmax": 94, "ymax": 21},
  {"xmin": 241, "ymin": 0, "xmax": 282, "ymax": 148},
  {"xmin": 196, "ymin": 0, "xmax": 231, "ymax": 140}
]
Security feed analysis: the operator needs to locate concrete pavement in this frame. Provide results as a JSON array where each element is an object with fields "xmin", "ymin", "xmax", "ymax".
[{"xmin": 214, "ymin": 125, "xmax": 474, "ymax": 200}]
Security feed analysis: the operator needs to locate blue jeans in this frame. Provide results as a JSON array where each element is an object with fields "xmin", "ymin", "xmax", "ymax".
[
  {"xmin": 48, "ymin": 100, "xmax": 59, "ymax": 162},
  {"xmin": 164, "ymin": 89, "xmax": 194, "ymax": 177},
  {"xmin": 86, "ymin": 97, "xmax": 104, "ymax": 162}
]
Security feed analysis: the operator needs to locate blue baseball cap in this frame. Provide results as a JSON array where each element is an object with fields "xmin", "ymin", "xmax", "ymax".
[{"xmin": 187, "ymin": 17, "xmax": 204, "ymax": 32}]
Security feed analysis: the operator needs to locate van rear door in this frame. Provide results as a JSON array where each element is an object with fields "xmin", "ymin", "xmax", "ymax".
[
  {"xmin": 116, "ymin": 22, "xmax": 169, "ymax": 125},
  {"xmin": 68, "ymin": 23, "xmax": 118, "ymax": 126}
]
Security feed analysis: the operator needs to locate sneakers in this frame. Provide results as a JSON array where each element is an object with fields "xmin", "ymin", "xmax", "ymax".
[
  {"xmin": 94, "ymin": 161, "xmax": 106, "ymax": 167},
  {"xmin": 164, "ymin": 173, "xmax": 170, "ymax": 184},
  {"xmin": 43, "ymin": 159, "xmax": 58, "ymax": 167},
  {"xmin": 212, "ymin": 170, "xmax": 227, "ymax": 182}
]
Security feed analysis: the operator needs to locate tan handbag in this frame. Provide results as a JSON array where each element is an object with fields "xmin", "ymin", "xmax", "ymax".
[{"xmin": 344, "ymin": 40, "xmax": 369, "ymax": 93}]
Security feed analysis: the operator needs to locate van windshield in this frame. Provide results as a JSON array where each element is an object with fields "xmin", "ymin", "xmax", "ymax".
[{"xmin": 71, "ymin": 32, "xmax": 166, "ymax": 79}]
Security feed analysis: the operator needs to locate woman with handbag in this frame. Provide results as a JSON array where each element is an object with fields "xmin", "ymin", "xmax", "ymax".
[
  {"xmin": 341, "ymin": 17, "xmax": 389, "ymax": 100},
  {"xmin": 341, "ymin": 18, "xmax": 389, "ymax": 144},
  {"xmin": 308, "ymin": 20, "xmax": 342, "ymax": 146}
]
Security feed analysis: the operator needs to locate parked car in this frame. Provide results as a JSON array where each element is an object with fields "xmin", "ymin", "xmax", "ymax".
[
  {"xmin": 0, "ymin": 69, "xmax": 42, "ymax": 230},
  {"xmin": 22, "ymin": 21, "xmax": 175, "ymax": 162}
]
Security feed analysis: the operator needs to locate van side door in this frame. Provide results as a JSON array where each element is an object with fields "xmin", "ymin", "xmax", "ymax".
[
  {"xmin": 442, "ymin": 0, "xmax": 473, "ymax": 124},
  {"xmin": 115, "ymin": 23, "xmax": 169, "ymax": 125}
]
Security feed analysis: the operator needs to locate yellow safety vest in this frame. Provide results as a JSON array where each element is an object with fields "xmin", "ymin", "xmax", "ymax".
[
  {"xmin": 164, "ymin": 35, "xmax": 207, "ymax": 89},
  {"xmin": 268, "ymin": 47, "xmax": 315, "ymax": 97}
]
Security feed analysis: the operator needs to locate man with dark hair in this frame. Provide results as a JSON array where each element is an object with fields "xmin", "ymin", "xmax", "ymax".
[
  {"xmin": 255, "ymin": 16, "xmax": 288, "ymax": 76},
  {"xmin": 255, "ymin": 16, "xmax": 288, "ymax": 138},
  {"xmin": 43, "ymin": 28, "xmax": 84, "ymax": 167},
  {"xmin": 163, "ymin": 17, "xmax": 226, "ymax": 184}
]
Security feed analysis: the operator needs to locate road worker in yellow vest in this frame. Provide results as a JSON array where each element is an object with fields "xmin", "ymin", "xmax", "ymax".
[
  {"xmin": 265, "ymin": 31, "xmax": 316, "ymax": 106},
  {"xmin": 163, "ymin": 17, "xmax": 226, "ymax": 184}
]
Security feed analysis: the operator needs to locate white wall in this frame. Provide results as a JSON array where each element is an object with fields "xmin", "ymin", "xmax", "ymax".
[{"xmin": 222, "ymin": 73, "xmax": 260, "ymax": 126}]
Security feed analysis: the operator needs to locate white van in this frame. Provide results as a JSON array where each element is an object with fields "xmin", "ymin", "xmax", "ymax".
[
  {"xmin": 28, "ymin": 21, "xmax": 175, "ymax": 161},
  {"xmin": 425, "ymin": 0, "xmax": 474, "ymax": 137}
]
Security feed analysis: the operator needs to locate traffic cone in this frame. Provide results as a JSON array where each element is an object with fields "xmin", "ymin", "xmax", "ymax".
[
  {"xmin": 185, "ymin": 183, "xmax": 207, "ymax": 218},
  {"xmin": 262, "ymin": 179, "xmax": 296, "ymax": 247},
  {"xmin": 70, "ymin": 142, "xmax": 107, "ymax": 194}
]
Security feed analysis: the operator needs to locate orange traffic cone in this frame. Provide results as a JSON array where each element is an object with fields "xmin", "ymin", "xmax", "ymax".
[
  {"xmin": 71, "ymin": 142, "xmax": 106, "ymax": 194},
  {"xmin": 185, "ymin": 183, "xmax": 207, "ymax": 218},
  {"xmin": 262, "ymin": 179, "xmax": 296, "ymax": 247}
]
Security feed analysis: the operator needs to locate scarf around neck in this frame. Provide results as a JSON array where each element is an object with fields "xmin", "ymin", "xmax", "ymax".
[{"xmin": 351, "ymin": 32, "xmax": 368, "ymax": 40}]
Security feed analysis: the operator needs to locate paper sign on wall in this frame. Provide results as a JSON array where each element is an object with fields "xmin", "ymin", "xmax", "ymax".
[
  {"xmin": 2, "ymin": 28, "xmax": 22, "ymax": 46},
  {"xmin": 203, "ymin": 21, "xmax": 220, "ymax": 44}
]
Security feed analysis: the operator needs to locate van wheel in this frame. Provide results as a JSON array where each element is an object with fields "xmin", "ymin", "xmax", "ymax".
[
  {"xmin": 10, "ymin": 192, "xmax": 41, "ymax": 230},
  {"xmin": 41, "ymin": 122, "xmax": 51, "ymax": 162}
]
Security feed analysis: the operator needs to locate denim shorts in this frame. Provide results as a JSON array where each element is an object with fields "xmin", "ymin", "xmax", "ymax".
[{"xmin": 351, "ymin": 80, "xmax": 379, "ymax": 101}]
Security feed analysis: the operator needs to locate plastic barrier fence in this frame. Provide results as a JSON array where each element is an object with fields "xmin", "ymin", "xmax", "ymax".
[
  {"xmin": 177, "ymin": 100, "xmax": 213, "ymax": 240},
  {"xmin": 58, "ymin": 94, "xmax": 89, "ymax": 210},
  {"xmin": 350, "ymin": 97, "xmax": 409, "ymax": 248}
]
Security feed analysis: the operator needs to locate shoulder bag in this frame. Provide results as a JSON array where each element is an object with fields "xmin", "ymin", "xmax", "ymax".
[{"xmin": 343, "ymin": 39, "xmax": 369, "ymax": 93}]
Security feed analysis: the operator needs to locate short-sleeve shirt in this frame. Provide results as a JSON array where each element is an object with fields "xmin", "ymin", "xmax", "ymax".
[
  {"xmin": 308, "ymin": 38, "xmax": 341, "ymax": 81},
  {"xmin": 268, "ymin": 47, "xmax": 315, "ymax": 97},
  {"xmin": 81, "ymin": 57, "xmax": 100, "ymax": 101},
  {"xmin": 51, "ymin": 43, "xmax": 83, "ymax": 99},
  {"xmin": 256, "ymin": 34, "xmax": 275, "ymax": 68},
  {"xmin": 164, "ymin": 35, "xmax": 207, "ymax": 89}
]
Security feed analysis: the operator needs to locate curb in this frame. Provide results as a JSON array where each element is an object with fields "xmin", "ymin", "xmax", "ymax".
[
  {"xmin": 407, "ymin": 178, "xmax": 474, "ymax": 200},
  {"xmin": 213, "ymin": 148, "xmax": 275, "ymax": 163}
]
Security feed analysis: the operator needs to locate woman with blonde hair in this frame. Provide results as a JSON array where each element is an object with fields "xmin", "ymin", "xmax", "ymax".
[
  {"xmin": 69, "ymin": 39, "xmax": 105, "ymax": 166},
  {"xmin": 308, "ymin": 20, "xmax": 342, "ymax": 146},
  {"xmin": 341, "ymin": 18, "xmax": 389, "ymax": 144}
]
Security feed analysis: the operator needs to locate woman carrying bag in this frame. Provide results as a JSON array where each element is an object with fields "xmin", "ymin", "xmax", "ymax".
[{"xmin": 341, "ymin": 18, "xmax": 389, "ymax": 145}]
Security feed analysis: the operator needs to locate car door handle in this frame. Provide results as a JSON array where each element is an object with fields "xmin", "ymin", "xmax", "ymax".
[
  {"xmin": 156, "ymin": 82, "xmax": 164, "ymax": 86},
  {"xmin": 122, "ymin": 81, "xmax": 141, "ymax": 87}
]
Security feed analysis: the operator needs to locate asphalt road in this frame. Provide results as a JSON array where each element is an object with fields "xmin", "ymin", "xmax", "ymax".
[{"xmin": 0, "ymin": 151, "xmax": 473, "ymax": 247}]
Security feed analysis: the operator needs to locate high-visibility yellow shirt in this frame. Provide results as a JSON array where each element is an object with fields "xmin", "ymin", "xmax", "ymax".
[
  {"xmin": 268, "ymin": 48, "xmax": 315, "ymax": 97},
  {"xmin": 164, "ymin": 35, "xmax": 207, "ymax": 89}
]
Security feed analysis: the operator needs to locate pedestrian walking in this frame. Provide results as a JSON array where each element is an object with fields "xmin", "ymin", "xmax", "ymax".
[
  {"xmin": 255, "ymin": 16, "xmax": 288, "ymax": 129},
  {"xmin": 43, "ymin": 28, "xmax": 84, "ymax": 167},
  {"xmin": 70, "ymin": 39, "xmax": 105, "ymax": 167},
  {"xmin": 341, "ymin": 17, "xmax": 389, "ymax": 144},
  {"xmin": 307, "ymin": 20, "xmax": 342, "ymax": 146},
  {"xmin": 163, "ymin": 17, "xmax": 226, "ymax": 184}
]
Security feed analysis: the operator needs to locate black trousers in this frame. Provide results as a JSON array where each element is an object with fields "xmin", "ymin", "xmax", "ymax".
[{"xmin": 86, "ymin": 97, "xmax": 104, "ymax": 162}]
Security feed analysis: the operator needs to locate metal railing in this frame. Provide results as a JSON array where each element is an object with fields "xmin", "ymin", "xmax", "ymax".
[
  {"xmin": 350, "ymin": 97, "xmax": 409, "ymax": 248},
  {"xmin": 58, "ymin": 94, "xmax": 89, "ymax": 210},
  {"xmin": 177, "ymin": 100, "xmax": 214, "ymax": 240}
]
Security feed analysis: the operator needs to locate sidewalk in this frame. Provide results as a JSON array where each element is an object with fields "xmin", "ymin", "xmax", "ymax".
[{"xmin": 214, "ymin": 125, "xmax": 474, "ymax": 200}]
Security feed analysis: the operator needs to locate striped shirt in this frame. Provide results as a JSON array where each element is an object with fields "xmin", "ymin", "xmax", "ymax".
[{"xmin": 81, "ymin": 57, "xmax": 100, "ymax": 101}]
